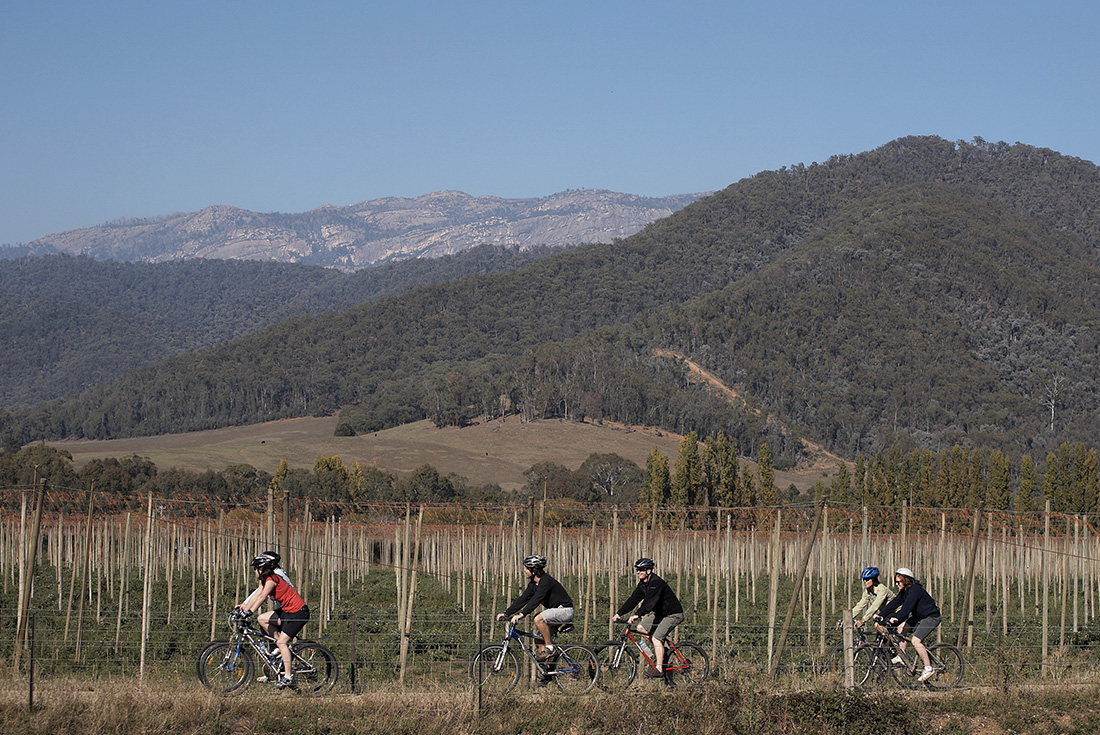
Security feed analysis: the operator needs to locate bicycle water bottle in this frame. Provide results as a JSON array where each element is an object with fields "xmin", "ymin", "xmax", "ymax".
[{"xmin": 637, "ymin": 638, "xmax": 653, "ymax": 658}]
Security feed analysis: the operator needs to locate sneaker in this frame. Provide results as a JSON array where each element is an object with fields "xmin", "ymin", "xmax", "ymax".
[
  {"xmin": 256, "ymin": 675, "xmax": 269, "ymax": 683},
  {"xmin": 918, "ymin": 667, "xmax": 935, "ymax": 683},
  {"xmin": 276, "ymin": 674, "xmax": 295, "ymax": 690},
  {"xmin": 644, "ymin": 668, "xmax": 665, "ymax": 679},
  {"xmin": 534, "ymin": 647, "xmax": 555, "ymax": 662}
]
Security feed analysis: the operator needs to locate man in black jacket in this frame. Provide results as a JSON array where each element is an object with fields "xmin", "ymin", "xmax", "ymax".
[
  {"xmin": 497, "ymin": 554, "xmax": 575, "ymax": 661},
  {"xmin": 875, "ymin": 566, "xmax": 941, "ymax": 682},
  {"xmin": 613, "ymin": 558, "xmax": 684, "ymax": 678}
]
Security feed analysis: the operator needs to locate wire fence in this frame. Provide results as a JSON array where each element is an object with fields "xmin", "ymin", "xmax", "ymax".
[{"xmin": 4, "ymin": 490, "xmax": 1100, "ymax": 698}]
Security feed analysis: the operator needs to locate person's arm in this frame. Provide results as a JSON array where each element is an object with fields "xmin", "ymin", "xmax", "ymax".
[
  {"xmin": 890, "ymin": 590, "xmax": 919, "ymax": 623},
  {"xmin": 877, "ymin": 590, "xmax": 902, "ymax": 622},
  {"xmin": 851, "ymin": 592, "xmax": 870, "ymax": 621},
  {"xmin": 614, "ymin": 584, "xmax": 644, "ymax": 618},
  {"xmin": 865, "ymin": 585, "xmax": 890, "ymax": 620},
  {"xmin": 520, "ymin": 577, "xmax": 552, "ymax": 616},
  {"xmin": 503, "ymin": 583, "xmax": 535, "ymax": 618},
  {"xmin": 241, "ymin": 579, "xmax": 276, "ymax": 614}
]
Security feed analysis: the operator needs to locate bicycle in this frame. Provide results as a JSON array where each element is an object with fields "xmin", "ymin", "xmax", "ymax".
[
  {"xmin": 197, "ymin": 611, "xmax": 339, "ymax": 695},
  {"xmin": 594, "ymin": 620, "xmax": 710, "ymax": 690},
  {"xmin": 469, "ymin": 620, "xmax": 599, "ymax": 694},
  {"xmin": 821, "ymin": 620, "xmax": 870, "ymax": 676},
  {"xmin": 850, "ymin": 621, "xmax": 964, "ymax": 691}
]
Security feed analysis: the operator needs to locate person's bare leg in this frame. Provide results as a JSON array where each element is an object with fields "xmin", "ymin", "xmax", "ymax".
[
  {"xmin": 652, "ymin": 637, "xmax": 666, "ymax": 671},
  {"xmin": 534, "ymin": 614, "xmax": 552, "ymax": 655}
]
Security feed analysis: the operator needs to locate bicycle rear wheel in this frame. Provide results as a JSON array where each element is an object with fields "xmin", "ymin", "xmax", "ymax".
[
  {"xmin": 594, "ymin": 642, "xmax": 637, "ymax": 692},
  {"xmin": 667, "ymin": 642, "xmax": 709, "ymax": 686},
  {"xmin": 292, "ymin": 641, "xmax": 339, "ymax": 694},
  {"xmin": 197, "ymin": 641, "xmax": 254, "ymax": 694},
  {"xmin": 552, "ymin": 644, "xmax": 599, "ymax": 693},
  {"xmin": 469, "ymin": 644, "xmax": 520, "ymax": 694},
  {"xmin": 923, "ymin": 643, "xmax": 964, "ymax": 690}
]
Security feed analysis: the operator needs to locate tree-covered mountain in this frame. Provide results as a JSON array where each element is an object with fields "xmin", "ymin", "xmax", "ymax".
[
  {"xmin": 15, "ymin": 190, "xmax": 704, "ymax": 270},
  {"xmin": 0, "ymin": 244, "xmax": 561, "ymax": 408},
  {"xmin": 6, "ymin": 136, "xmax": 1100, "ymax": 464}
]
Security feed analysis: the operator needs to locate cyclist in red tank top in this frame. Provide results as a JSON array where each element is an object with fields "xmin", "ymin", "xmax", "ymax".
[{"xmin": 235, "ymin": 550, "xmax": 311, "ymax": 690}]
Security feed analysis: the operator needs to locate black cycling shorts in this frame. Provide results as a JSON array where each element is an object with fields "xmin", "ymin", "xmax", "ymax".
[{"xmin": 273, "ymin": 605, "xmax": 311, "ymax": 639}]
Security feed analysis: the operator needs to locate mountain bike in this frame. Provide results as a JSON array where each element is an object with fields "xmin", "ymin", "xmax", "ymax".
[
  {"xmin": 469, "ymin": 620, "xmax": 599, "ymax": 694},
  {"xmin": 197, "ymin": 611, "xmax": 339, "ymax": 695},
  {"xmin": 821, "ymin": 620, "xmax": 868, "ymax": 676},
  {"xmin": 594, "ymin": 620, "xmax": 710, "ymax": 690},
  {"xmin": 851, "ymin": 621, "xmax": 964, "ymax": 691}
]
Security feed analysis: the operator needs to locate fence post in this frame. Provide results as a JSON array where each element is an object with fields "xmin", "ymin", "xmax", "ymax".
[
  {"xmin": 13, "ymin": 478, "xmax": 46, "ymax": 672},
  {"xmin": 28, "ymin": 613, "xmax": 36, "ymax": 713},
  {"xmin": 350, "ymin": 614, "xmax": 358, "ymax": 693},
  {"xmin": 956, "ymin": 506, "xmax": 983, "ymax": 650},
  {"xmin": 140, "ymin": 493, "xmax": 154, "ymax": 680},
  {"xmin": 771, "ymin": 500, "xmax": 824, "ymax": 676},
  {"xmin": 842, "ymin": 609, "xmax": 854, "ymax": 689},
  {"xmin": 1042, "ymin": 500, "xmax": 1051, "ymax": 676}
]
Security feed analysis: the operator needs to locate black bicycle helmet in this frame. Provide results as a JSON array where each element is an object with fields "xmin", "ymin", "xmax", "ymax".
[
  {"xmin": 523, "ymin": 554, "xmax": 547, "ymax": 571},
  {"xmin": 251, "ymin": 550, "xmax": 280, "ymax": 572},
  {"xmin": 634, "ymin": 557, "xmax": 656, "ymax": 572},
  {"xmin": 860, "ymin": 566, "xmax": 879, "ymax": 580}
]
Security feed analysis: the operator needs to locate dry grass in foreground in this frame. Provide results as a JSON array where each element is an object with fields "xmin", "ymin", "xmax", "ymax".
[{"xmin": 4, "ymin": 677, "xmax": 1100, "ymax": 735}]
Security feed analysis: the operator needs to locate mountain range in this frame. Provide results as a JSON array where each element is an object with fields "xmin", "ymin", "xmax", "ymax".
[
  {"xmin": 5, "ymin": 135, "xmax": 1100, "ymax": 466},
  {"xmin": 13, "ymin": 189, "xmax": 704, "ymax": 270}
]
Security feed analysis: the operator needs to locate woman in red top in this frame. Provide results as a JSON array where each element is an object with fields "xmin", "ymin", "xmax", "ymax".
[{"xmin": 236, "ymin": 550, "xmax": 310, "ymax": 689}]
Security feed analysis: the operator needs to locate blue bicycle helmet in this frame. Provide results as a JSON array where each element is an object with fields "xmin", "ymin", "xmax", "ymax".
[{"xmin": 860, "ymin": 566, "xmax": 879, "ymax": 580}]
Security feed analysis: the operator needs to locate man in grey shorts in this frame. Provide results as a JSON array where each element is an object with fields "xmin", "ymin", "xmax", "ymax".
[
  {"xmin": 874, "ymin": 566, "xmax": 942, "ymax": 682},
  {"xmin": 498, "ymin": 555, "xmax": 575, "ymax": 661},
  {"xmin": 612, "ymin": 558, "xmax": 684, "ymax": 678}
]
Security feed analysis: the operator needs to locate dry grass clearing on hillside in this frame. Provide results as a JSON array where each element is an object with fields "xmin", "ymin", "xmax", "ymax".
[
  {"xmin": 48, "ymin": 417, "xmax": 831, "ymax": 493},
  {"xmin": 47, "ymin": 417, "xmax": 686, "ymax": 492}
]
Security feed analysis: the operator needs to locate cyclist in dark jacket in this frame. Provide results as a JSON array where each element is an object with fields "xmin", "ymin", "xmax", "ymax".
[
  {"xmin": 612, "ymin": 558, "xmax": 684, "ymax": 677},
  {"xmin": 498, "ymin": 554, "xmax": 575, "ymax": 661},
  {"xmin": 875, "ymin": 566, "xmax": 941, "ymax": 682}
]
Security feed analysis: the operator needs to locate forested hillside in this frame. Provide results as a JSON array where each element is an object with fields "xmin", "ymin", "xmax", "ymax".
[
  {"xmin": 5, "ymin": 136, "xmax": 1100, "ymax": 464},
  {"xmin": 0, "ymin": 244, "xmax": 560, "ymax": 408}
]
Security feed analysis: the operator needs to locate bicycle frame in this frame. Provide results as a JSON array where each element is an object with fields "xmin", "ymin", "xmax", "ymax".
[
  {"xmin": 491, "ymin": 623, "xmax": 587, "ymax": 677},
  {"xmin": 227, "ymin": 619, "xmax": 280, "ymax": 663},
  {"xmin": 215, "ymin": 616, "xmax": 310, "ymax": 680},
  {"xmin": 610, "ymin": 621, "xmax": 692, "ymax": 672}
]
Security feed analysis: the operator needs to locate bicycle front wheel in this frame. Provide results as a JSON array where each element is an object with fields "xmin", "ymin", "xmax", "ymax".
[
  {"xmin": 825, "ymin": 642, "xmax": 845, "ymax": 675},
  {"xmin": 668, "ymin": 642, "xmax": 709, "ymax": 686},
  {"xmin": 553, "ymin": 644, "xmax": 599, "ymax": 693},
  {"xmin": 923, "ymin": 643, "xmax": 964, "ymax": 690},
  {"xmin": 888, "ymin": 648, "xmax": 921, "ymax": 689},
  {"xmin": 594, "ymin": 642, "xmax": 637, "ymax": 692},
  {"xmin": 292, "ymin": 641, "xmax": 339, "ymax": 695},
  {"xmin": 470, "ymin": 644, "xmax": 520, "ymax": 694},
  {"xmin": 197, "ymin": 641, "xmax": 254, "ymax": 694},
  {"xmin": 851, "ymin": 645, "xmax": 886, "ymax": 690}
]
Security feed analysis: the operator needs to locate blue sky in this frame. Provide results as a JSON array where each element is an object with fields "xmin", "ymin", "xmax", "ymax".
[{"xmin": 2, "ymin": 1, "xmax": 1097, "ymax": 246}]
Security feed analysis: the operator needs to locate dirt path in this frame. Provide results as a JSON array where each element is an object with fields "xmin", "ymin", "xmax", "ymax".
[{"xmin": 654, "ymin": 348, "xmax": 846, "ymax": 474}]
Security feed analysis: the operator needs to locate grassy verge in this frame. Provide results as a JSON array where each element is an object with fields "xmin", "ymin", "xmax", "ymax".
[{"xmin": 4, "ymin": 677, "xmax": 1100, "ymax": 735}]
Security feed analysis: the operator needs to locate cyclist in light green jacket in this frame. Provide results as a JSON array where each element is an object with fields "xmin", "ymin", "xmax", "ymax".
[{"xmin": 849, "ymin": 566, "xmax": 892, "ymax": 628}]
